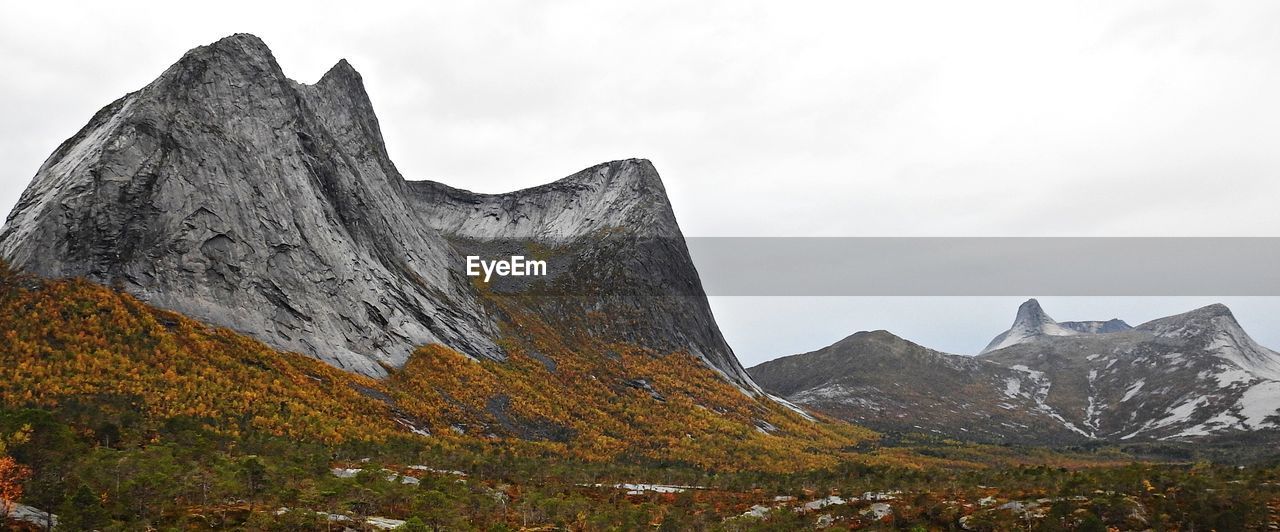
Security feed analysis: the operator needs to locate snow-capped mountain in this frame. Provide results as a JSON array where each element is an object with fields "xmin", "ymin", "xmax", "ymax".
[
  {"xmin": 752, "ymin": 300, "xmax": 1280, "ymax": 444},
  {"xmin": 747, "ymin": 330, "xmax": 1086, "ymax": 443},
  {"xmin": 985, "ymin": 303, "xmax": 1280, "ymax": 440},
  {"xmin": 980, "ymin": 298, "xmax": 1131, "ymax": 354}
]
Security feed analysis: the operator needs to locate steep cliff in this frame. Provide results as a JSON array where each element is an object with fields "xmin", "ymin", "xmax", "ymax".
[{"xmin": 0, "ymin": 33, "xmax": 755, "ymax": 390}]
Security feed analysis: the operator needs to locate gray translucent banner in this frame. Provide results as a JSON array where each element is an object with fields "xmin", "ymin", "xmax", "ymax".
[{"xmin": 685, "ymin": 237, "xmax": 1280, "ymax": 296}]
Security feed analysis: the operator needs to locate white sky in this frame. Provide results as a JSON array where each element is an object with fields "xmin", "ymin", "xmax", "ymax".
[{"xmin": 3, "ymin": 1, "xmax": 1279, "ymax": 365}]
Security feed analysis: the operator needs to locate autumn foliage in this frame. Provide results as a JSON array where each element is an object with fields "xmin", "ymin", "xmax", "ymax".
[
  {"xmin": 0, "ymin": 262, "xmax": 874, "ymax": 473},
  {"xmin": 0, "ymin": 424, "xmax": 33, "ymax": 517}
]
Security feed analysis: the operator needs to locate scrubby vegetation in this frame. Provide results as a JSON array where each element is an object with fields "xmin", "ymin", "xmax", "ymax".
[
  {"xmin": 1, "ymin": 407, "xmax": 1276, "ymax": 530},
  {"xmin": 2, "ymin": 262, "xmax": 1279, "ymax": 530},
  {"xmin": 0, "ymin": 261, "xmax": 871, "ymax": 472}
]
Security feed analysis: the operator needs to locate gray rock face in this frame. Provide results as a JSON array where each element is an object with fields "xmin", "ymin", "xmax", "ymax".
[
  {"xmin": 752, "ymin": 300, "xmax": 1280, "ymax": 444},
  {"xmin": 405, "ymin": 162, "xmax": 756, "ymax": 389},
  {"xmin": 980, "ymin": 298, "xmax": 1130, "ymax": 354},
  {"xmin": 0, "ymin": 34, "xmax": 755, "ymax": 389},
  {"xmin": 1059, "ymin": 318, "xmax": 1132, "ymax": 335}
]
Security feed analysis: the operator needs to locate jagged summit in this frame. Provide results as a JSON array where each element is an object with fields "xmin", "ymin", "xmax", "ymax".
[
  {"xmin": 1137, "ymin": 303, "xmax": 1280, "ymax": 381},
  {"xmin": 154, "ymin": 33, "xmax": 289, "ymax": 94},
  {"xmin": 1016, "ymin": 298, "xmax": 1047, "ymax": 319},
  {"xmin": 182, "ymin": 33, "xmax": 278, "ymax": 65},
  {"xmin": 980, "ymin": 298, "xmax": 1079, "ymax": 353},
  {"xmin": 321, "ymin": 58, "xmax": 361, "ymax": 82},
  {"xmin": 0, "ymin": 34, "xmax": 756, "ymax": 390},
  {"xmin": 980, "ymin": 298, "xmax": 1133, "ymax": 354},
  {"xmin": 758, "ymin": 300, "xmax": 1280, "ymax": 444},
  {"xmin": 1009, "ymin": 298, "xmax": 1071, "ymax": 332}
]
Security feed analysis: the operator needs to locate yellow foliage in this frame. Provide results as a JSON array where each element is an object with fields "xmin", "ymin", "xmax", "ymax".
[{"xmin": 0, "ymin": 263, "xmax": 880, "ymax": 473}]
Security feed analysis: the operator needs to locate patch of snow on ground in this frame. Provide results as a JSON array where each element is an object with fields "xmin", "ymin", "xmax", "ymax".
[
  {"xmin": 1239, "ymin": 380, "xmax": 1280, "ymax": 428},
  {"xmin": 1209, "ymin": 319, "xmax": 1280, "ymax": 381},
  {"xmin": 1147, "ymin": 396, "xmax": 1210, "ymax": 433},
  {"xmin": 1083, "ymin": 370, "xmax": 1102, "ymax": 433},
  {"xmin": 1011, "ymin": 364, "xmax": 1092, "ymax": 437},
  {"xmin": 1121, "ymin": 380, "xmax": 1145, "ymax": 402},
  {"xmin": 1003, "ymin": 378, "xmax": 1022, "ymax": 398},
  {"xmin": 1009, "ymin": 365, "xmax": 1043, "ymax": 380},
  {"xmin": 1215, "ymin": 367, "xmax": 1257, "ymax": 387},
  {"xmin": 1174, "ymin": 409, "xmax": 1245, "ymax": 438}
]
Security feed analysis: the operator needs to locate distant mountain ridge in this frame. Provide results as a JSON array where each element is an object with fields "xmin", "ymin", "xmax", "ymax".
[
  {"xmin": 747, "ymin": 330, "xmax": 1085, "ymax": 443},
  {"xmin": 980, "ymin": 298, "xmax": 1131, "ymax": 354},
  {"xmin": 751, "ymin": 299, "xmax": 1280, "ymax": 445}
]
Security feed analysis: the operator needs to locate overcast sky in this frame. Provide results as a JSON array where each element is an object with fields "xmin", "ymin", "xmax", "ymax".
[{"xmin": 3, "ymin": 1, "xmax": 1279, "ymax": 365}]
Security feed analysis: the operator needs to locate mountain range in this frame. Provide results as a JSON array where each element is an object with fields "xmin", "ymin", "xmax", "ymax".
[
  {"xmin": 6, "ymin": 31, "xmax": 1280, "ymax": 531},
  {"xmin": 0, "ymin": 34, "xmax": 883, "ymax": 471},
  {"xmin": 4, "ymin": 32, "xmax": 1278, "ymax": 457},
  {"xmin": 751, "ymin": 298, "xmax": 1280, "ymax": 445}
]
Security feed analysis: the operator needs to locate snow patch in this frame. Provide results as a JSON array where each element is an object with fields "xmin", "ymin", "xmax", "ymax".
[
  {"xmin": 1239, "ymin": 380, "xmax": 1280, "ymax": 428},
  {"xmin": 1003, "ymin": 378, "xmax": 1022, "ymax": 398},
  {"xmin": 1121, "ymin": 380, "xmax": 1145, "ymax": 403}
]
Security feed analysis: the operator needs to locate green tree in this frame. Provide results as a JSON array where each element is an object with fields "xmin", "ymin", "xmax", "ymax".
[{"xmin": 241, "ymin": 456, "xmax": 268, "ymax": 512}]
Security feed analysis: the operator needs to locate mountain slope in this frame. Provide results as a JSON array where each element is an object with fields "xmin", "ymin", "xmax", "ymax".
[
  {"xmin": 752, "ymin": 300, "xmax": 1280, "ymax": 445},
  {"xmin": 0, "ymin": 33, "xmax": 754, "ymax": 389},
  {"xmin": 0, "ymin": 262, "xmax": 873, "ymax": 472},
  {"xmin": 0, "ymin": 34, "xmax": 491, "ymax": 376},
  {"xmin": 982, "ymin": 303, "xmax": 1280, "ymax": 440},
  {"xmin": 748, "ymin": 331, "xmax": 1084, "ymax": 444},
  {"xmin": 406, "ymin": 161, "xmax": 754, "ymax": 388}
]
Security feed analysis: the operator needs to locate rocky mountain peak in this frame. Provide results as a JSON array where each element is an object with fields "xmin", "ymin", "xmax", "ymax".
[
  {"xmin": 980, "ymin": 298, "xmax": 1079, "ymax": 353},
  {"xmin": 312, "ymin": 59, "xmax": 373, "ymax": 105},
  {"xmin": 1190, "ymin": 303, "xmax": 1234, "ymax": 319},
  {"xmin": 0, "ymin": 34, "xmax": 756, "ymax": 391},
  {"xmin": 155, "ymin": 33, "xmax": 287, "ymax": 93},
  {"xmin": 1138, "ymin": 303, "xmax": 1239, "ymax": 338},
  {"xmin": 841, "ymin": 330, "xmax": 908, "ymax": 348},
  {"xmin": 298, "ymin": 58, "xmax": 391, "ymax": 164},
  {"xmin": 1012, "ymin": 298, "xmax": 1052, "ymax": 327},
  {"xmin": 185, "ymin": 33, "xmax": 277, "ymax": 65},
  {"xmin": 320, "ymin": 58, "xmax": 361, "ymax": 83}
]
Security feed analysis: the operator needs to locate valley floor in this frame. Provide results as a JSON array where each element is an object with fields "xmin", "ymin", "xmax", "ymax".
[
  {"xmin": 2, "ymin": 266, "xmax": 1279, "ymax": 530},
  {"xmin": 2, "ymin": 409, "xmax": 1277, "ymax": 530}
]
